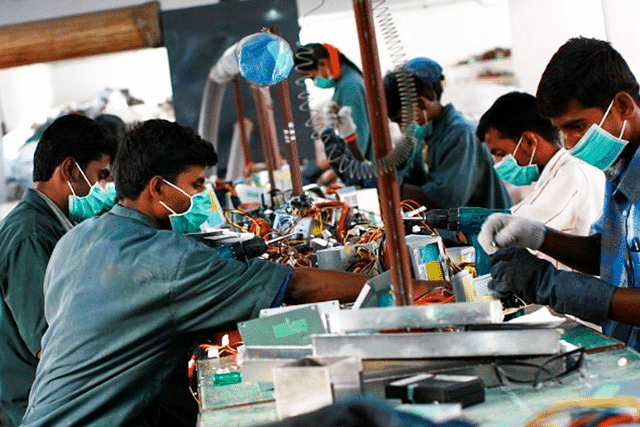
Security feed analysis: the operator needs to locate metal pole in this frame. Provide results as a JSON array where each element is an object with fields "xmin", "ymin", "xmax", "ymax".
[
  {"xmin": 251, "ymin": 85, "xmax": 277, "ymax": 192},
  {"xmin": 352, "ymin": 0, "xmax": 414, "ymax": 305},
  {"xmin": 232, "ymin": 78, "xmax": 253, "ymax": 171},
  {"xmin": 276, "ymin": 79, "xmax": 304, "ymax": 197}
]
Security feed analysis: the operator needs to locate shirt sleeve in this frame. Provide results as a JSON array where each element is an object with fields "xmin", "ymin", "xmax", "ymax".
[
  {"xmin": 171, "ymin": 240, "xmax": 293, "ymax": 335},
  {"xmin": 2, "ymin": 236, "xmax": 51, "ymax": 356},
  {"xmin": 334, "ymin": 78, "xmax": 371, "ymax": 159}
]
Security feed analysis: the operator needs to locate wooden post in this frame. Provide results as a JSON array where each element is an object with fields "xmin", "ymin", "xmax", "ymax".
[{"xmin": 352, "ymin": 0, "xmax": 414, "ymax": 305}]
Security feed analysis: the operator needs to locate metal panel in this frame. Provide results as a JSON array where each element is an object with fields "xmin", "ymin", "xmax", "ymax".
[
  {"xmin": 313, "ymin": 329, "xmax": 562, "ymax": 359},
  {"xmin": 327, "ymin": 301, "xmax": 504, "ymax": 333}
]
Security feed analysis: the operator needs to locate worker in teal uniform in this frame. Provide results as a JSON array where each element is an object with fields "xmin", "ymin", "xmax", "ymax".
[
  {"xmin": 295, "ymin": 43, "xmax": 373, "ymax": 186},
  {"xmin": 21, "ymin": 119, "xmax": 370, "ymax": 427},
  {"xmin": 0, "ymin": 114, "xmax": 116, "ymax": 427},
  {"xmin": 384, "ymin": 57, "xmax": 512, "ymax": 209}
]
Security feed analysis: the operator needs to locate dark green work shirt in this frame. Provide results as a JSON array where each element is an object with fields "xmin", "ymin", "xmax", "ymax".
[
  {"xmin": 22, "ymin": 204, "xmax": 291, "ymax": 427},
  {"xmin": 0, "ymin": 189, "xmax": 69, "ymax": 426},
  {"xmin": 402, "ymin": 103, "xmax": 512, "ymax": 209}
]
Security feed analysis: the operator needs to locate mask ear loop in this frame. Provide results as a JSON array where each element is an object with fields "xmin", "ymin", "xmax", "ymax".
[
  {"xmin": 67, "ymin": 161, "xmax": 93, "ymax": 197},
  {"xmin": 599, "ymin": 100, "xmax": 615, "ymax": 127},
  {"xmin": 160, "ymin": 179, "xmax": 193, "ymax": 215},
  {"xmin": 619, "ymin": 120, "xmax": 628, "ymax": 139}
]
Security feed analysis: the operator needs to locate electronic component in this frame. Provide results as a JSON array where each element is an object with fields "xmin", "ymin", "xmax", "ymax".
[
  {"xmin": 188, "ymin": 231, "xmax": 267, "ymax": 260},
  {"xmin": 386, "ymin": 373, "xmax": 485, "ymax": 407},
  {"xmin": 237, "ymin": 304, "xmax": 329, "ymax": 346},
  {"xmin": 405, "ymin": 234, "xmax": 447, "ymax": 281},
  {"xmin": 315, "ymin": 243, "xmax": 378, "ymax": 271}
]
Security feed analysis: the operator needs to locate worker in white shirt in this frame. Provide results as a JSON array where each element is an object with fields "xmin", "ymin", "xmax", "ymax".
[{"xmin": 476, "ymin": 91, "xmax": 605, "ymax": 270}]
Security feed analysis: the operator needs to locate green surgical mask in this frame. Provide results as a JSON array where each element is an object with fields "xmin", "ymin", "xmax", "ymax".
[
  {"xmin": 493, "ymin": 136, "xmax": 540, "ymax": 186},
  {"xmin": 67, "ymin": 161, "xmax": 117, "ymax": 223},
  {"xmin": 569, "ymin": 100, "xmax": 628, "ymax": 171},
  {"xmin": 159, "ymin": 180, "xmax": 215, "ymax": 234},
  {"xmin": 412, "ymin": 122, "xmax": 433, "ymax": 142},
  {"xmin": 314, "ymin": 75, "xmax": 335, "ymax": 89}
]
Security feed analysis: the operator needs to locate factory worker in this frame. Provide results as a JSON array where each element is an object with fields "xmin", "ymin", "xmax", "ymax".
[
  {"xmin": 0, "ymin": 114, "xmax": 115, "ymax": 427},
  {"xmin": 384, "ymin": 57, "xmax": 512, "ymax": 210},
  {"xmin": 21, "ymin": 119, "xmax": 369, "ymax": 427},
  {"xmin": 295, "ymin": 43, "xmax": 372, "ymax": 185},
  {"xmin": 478, "ymin": 37, "xmax": 640, "ymax": 349},
  {"xmin": 476, "ymin": 91, "xmax": 605, "ymax": 270}
]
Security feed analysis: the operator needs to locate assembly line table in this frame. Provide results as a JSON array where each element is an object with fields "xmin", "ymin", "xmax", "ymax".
[{"xmin": 196, "ymin": 321, "xmax": 640, "ymax": 427}]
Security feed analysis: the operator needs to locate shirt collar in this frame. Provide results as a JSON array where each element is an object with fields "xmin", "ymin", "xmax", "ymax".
[
  {"xmin": 32, "ymin": 189, "xmax": 74, "ymax": 232},
  {"xmin": 110, "ymin": 203, "xmax": 160, "ymax": 229},
  {"xmin": 614, "ymin": 146, "xmax": 640, "ymax": 203},
  {"xmin": 534, "ymin": 148, "xmax": 566, "ymax": 187}
]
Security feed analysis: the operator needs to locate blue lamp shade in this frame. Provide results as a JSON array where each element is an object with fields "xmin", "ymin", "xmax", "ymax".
[{"xmin": 237, "ymin": 33, "xmax": 294, "ymax": 86}]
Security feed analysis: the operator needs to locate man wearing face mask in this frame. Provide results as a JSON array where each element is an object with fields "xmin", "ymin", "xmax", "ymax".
[
  {"xmin": 0, "ymin": 113, "xmax": 115, "ymax": 427},
  {"xmin": 21, "ymin": 119, "xmax": 376, "ymax": 427},
  {"xmin": 383, "ymin": 57, "xmax": 512, "ymax": 210},
  {"xmin": 478, "ymin": 37, "xmax": 640, "ymax": 348},
  {"xmin": 476, "ymin": 91, "xmax": 605, "ymax": 270}
]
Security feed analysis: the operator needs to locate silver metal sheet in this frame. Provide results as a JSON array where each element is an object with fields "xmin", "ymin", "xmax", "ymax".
[
  {"xmin": 312, "ymin": 329, "xmax": 562, "ymax": 359},
  {"xmin": 326, "ymin": 301, "xmax": 504, "ymax": 334}
]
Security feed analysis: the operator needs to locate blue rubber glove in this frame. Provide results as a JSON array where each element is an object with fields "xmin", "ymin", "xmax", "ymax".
[{"xmin": 489, "ymin": 248, "xmax": 616, "ymax": 325}]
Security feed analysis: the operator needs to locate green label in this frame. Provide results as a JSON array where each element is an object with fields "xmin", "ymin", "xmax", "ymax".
[{"xmin": 272, "ymin": 319, "xmax": 308, "ymax": 338}]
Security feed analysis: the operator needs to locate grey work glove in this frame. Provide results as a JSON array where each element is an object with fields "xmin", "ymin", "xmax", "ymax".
[
  {"xmin": 489, "ymin": 248, "xmax": 616, "ymax": 325},
  {"xmin": 479, "ymin": 213, "xmax": 546, "ymax": 255}
]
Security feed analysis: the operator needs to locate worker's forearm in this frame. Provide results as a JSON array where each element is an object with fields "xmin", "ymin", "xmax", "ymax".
[
  {"xmin": 539, "ymin": 230, "xmax": 600, "ymax": 275},
  {"xmin": 608, "ymin": 288, "xmax": 640, "ymax": 326},
  {"xmin": 284, "ymin": 268, "xmax": 368, "ymax": 305},
  {"xmin": 346, "ymin": 139, "xmax": 366, "ymax": 162}
]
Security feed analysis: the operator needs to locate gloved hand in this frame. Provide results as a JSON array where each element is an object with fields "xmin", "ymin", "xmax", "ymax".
[
  {"xmin": 337, "ymin": 106, "xmax": 357, "ymax": 139},
  {"xmin": 489, "ymin": 247, "xmax": 616, "ymax": 325},
  {"xmin": 478, "ymin": 213, "xmax": 546, "ymax": 255}
]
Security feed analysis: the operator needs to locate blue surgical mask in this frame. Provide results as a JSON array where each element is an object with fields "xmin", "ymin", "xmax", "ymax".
[
  {"xmin": 569, "ymin": 100, "xmax": 628, "ymax": 171},
  {"xmin": 67, "ymin": 162, "xmax": 117, "ymax": 223},
  {"xmin": 493, "ymin": 136, "xmax": 540, "ymax": 186},
  {"xmin": 313, "ymin": 75, "xmax": 335, "ymax": 89},
  {"xmin": 159, "ymin": 180, "xmax": 215, "ymax": 234}
]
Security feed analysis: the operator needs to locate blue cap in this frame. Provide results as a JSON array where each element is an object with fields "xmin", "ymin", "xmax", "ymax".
[{"xmin": 403, "ymin": 57, "xmax": 443, "ymax": 84}]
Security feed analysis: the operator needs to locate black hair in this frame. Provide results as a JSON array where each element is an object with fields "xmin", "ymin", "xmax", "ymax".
[
  {"xmin": 94, "ymin": 113, "xmax": 126, "ymax": 160},
  {"xmin": 294, "ymin": 43, "xmax": 363, "ymax": 76},
  {"xmin": 33, "ymin": 113, "xmax": 115, "ymax": 182},
  {"xmin": 114, "ymin": 119, "xmax": 218, "ymax": 200},
  {"xmin": 537, "ymin": 37, "xmax": 640, "ymax": 118},
  {"xmin": 476, "ymin": 91, "xmax": 560, "ymax": 145},
  {"xmin": 383, "ymin": 68, "xmax": 443, "ymax": 121}
]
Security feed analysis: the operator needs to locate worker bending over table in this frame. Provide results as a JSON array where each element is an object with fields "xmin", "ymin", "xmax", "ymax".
[
  {"xmin": 21, "ymin": 119, "xmax": 371, "ymax": 427},
  {"xmin": 479, "ymin": 37, "xmax": 640, "ymax": 350}
]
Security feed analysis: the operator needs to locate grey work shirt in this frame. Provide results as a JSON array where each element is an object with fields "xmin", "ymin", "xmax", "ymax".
[
  {"xmin": 0, "ymin": 189, "xmax": 69, "ymax": 427},
  {"xmin": 22, "ymin": 204, "xmax": 291, "ymax": 427}
]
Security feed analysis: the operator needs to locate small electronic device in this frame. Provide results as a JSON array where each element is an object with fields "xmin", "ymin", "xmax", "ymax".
[{"xmin": 386, "ymin": 373, "xmax": 485, "ymax": 407}]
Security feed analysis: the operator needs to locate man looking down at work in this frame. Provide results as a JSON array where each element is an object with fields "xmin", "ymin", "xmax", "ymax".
[
  {"xmin": 20, "ymin": 119, "xmax": 373, "ymax": 427},
  {"xmin": 476, "ymin": 91, "xmax": 605, "ymax": 270},
  {"xmin": 384, "ymin": 57, "xmax": 511, "ymax": 209},
  {"xmin": 478, "ymin": 37, "xmax": 640, "ymax": 349},
  {"xmin": 0, "ymin": 114, "xmax": 115, "ymax": 427}
]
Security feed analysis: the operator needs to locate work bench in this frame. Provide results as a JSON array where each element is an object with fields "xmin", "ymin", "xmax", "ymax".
[{"xmin": 195, "ymin": 318, "xmax": 640, "ymax": 427}]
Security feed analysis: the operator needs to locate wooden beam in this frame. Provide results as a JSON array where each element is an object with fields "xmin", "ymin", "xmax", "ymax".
[{"xmin": 0, "ymin": 1, "xmax": 163, "ymax": 70}]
